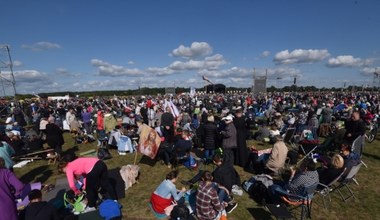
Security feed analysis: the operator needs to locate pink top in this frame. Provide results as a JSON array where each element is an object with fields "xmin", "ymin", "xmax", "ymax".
[{"xmin": 65, "ymin": 157, "xmax": 99, "ymax": 194}]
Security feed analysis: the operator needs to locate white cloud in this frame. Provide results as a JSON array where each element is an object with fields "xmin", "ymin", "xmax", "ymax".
[
  {"xmin": 12, "ymin": 60, "xmax": 23, "ymax": 67},
  {"xmin": 12, "ymin": 70, "xmax": 48, "ymax": 83},
  {"xmin": 91, "ymin": 59, "xmax": 143, "ymax": 77},
  {"xmin": 0, "ymin": 70, "xmax": 54, "ymax": 94},
  {"xmin": 21, "ymin": 41, "xmax": 61, "ymax": 51},
  {"xmin": 55, "ymin": 68, "xmax": 81, "ymax": 77},
  {"xmin": 360, "ymin": 67, "xmax": 380, "ymax": 76},
  {"xmin": 261, "ymin": 50, "xmax": 271, "ymax": 57},
  {"xmin": 170, "ymin": 42, "xmax": 213, "ymax": 58},
  {"xmin": 128, "ymin": 61, "xmax": 135, "ymax": 65},
  {"xmin": 199, "ymin": 67, "xmax": 252, "ymax": 79},
  {"xmin": 168, "ymin": 54, "xmax": 226, "ymax": 71},
  {"xmin": 265, "ymin": 67, "xmax": 302, "ymax": 78},
  {"xmin": 327, "ymin": 55, "xmax": 372, "ymax": 67},
  {"xmin": 146, "ymin": 67, "xmax": 175, "ymax": 76},
  {"xmin": 273, "ymin": 49, "xmax": 330, "ymax": 65},
  {"xmin": 0, "ymin": 60, "xmax": 22, "ymax": 68}
]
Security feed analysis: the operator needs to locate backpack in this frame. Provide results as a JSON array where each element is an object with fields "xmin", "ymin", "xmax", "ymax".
[
  {"xmin": 243, "ymin": 174, "xmax": 273, "ymax": 205},
  {"xmin": 170, "ymin": 204, "xmax": 192, "ymax": 220},
  {"xmin": 99, "ymin": 199, "xmax": 122, "ymax": 220},
  {"xmin": 183, "ymin": 154, "xmax": 197, "ymax": 169},
  {"xmin": 248, "ymin": 181, "xmax": 272, "ymax": 205},
  {"xmin": 98, "ymin": 147, "xmax": 112, "ymax": 160},
  {"xmin": 63, "ymin": 190, "xmax": 87, "ymax": 214}
]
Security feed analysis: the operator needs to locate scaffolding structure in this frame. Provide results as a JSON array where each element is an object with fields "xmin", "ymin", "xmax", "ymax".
[
  {"xmin": 252, "ymin": 68, "xmax": 267, "ymax": 94},
  {"xmin": 373, "ymin": 69, "xmax": 380, "ymax": 90},
  {"xmin": 0, "ymin": 45, "xmax": 17, "ymax": 98}
]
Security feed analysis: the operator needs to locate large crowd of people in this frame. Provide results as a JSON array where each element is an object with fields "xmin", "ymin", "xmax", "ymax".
[{"xmin": 0, "ymin": 89, "xmax": 378, "ymax": 219}]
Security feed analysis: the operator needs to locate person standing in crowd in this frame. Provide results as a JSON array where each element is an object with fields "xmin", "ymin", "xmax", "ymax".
[
  {"xmin": 158, "ymin": 111, "xmax": 175, "ymax": 168},
  {"xmin": 12, "ymin": 107, "xmax": 27, "ymax": 127},
  {"xmin": 97, "ymin": 109, "xmax": 106, "ymax": 140},
  {"xmin": 81, "ymin": 108, "xmax": 92, "ymax": 134},
  {"xmin": 233, "ymin": 108, "xmax": 249, "ymax": 168},
  {"xmin": 203, "ymin": 115, "xmax": 218, "ymax": 163},
  {"xmin": 66, "ymin": 107, "xmax": 76, "ymax": 129},
  {"xmin": 0, "ymin": 141, "xmax": 15, "ymax": 170},
  {"xmin": 151, "ymin": 170, "xmax": 186, "ymax": 215},
  {"xmin": 45, "ymin": 116, "xmax": 64, "ymax": 157},
  {"xmin": 0, "ymin": 157, "xmax": 25, "ymax": 220},
  {"xmin": 58, "ymin": 157, "xmax": 117, "ymax": 211},
  {"xmin": 220, "ymin": 115, "xmax": 237, "ymax": 166}
]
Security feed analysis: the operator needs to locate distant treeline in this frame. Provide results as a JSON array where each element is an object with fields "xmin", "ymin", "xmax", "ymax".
[{"xmin": 13, "ymin": 85, "xmax": 378, "ymax": 100}]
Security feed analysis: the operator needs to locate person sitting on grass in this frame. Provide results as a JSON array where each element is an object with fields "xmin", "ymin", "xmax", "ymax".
[
  {"xmin": 196, "ymin": 171, "xmax": 227, "ymax": 220},
  {"xmin": 246, "ymin": 135, "xmax": 288, "ymax": 175},
  {"xmin": 150, "ymin": 170, "xmax": 186, "ymax": 216},
  {"xmin": 180, "ymin": 154, "xmax": 239, "ymax": 213},
  {"xmin": 24, "ymin": 189, "xmax": 59, "ymax": 220},
  {"xmin": 212, "ymin": 154, "xmax": 242, "ymax": 194},
  {"xmin": 172, "ymin": 130, "xmax": 193, "ymax": 166},
  {"xmin": 58, "ymin": 156, "xmax": 117, "ymax": 212}
]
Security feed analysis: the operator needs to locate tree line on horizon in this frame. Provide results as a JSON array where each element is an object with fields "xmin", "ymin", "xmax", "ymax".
[{"xmin": 11, "ymin": 85, "xmax": 379, "ymax": 100}]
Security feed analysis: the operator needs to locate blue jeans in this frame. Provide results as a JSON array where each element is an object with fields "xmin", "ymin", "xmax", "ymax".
[
  {"xmin": 204, "ymin": 149, "xmax": 215, "ymax": 160},
  {"xmin": 211, "ymin": 183, "xmax": 231, "ymax": 203},
  {"xmin": 256, "ymin": 153, "xmax": 270, "ymax": 163}
]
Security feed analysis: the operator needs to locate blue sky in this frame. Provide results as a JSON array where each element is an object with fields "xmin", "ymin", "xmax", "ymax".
[{"xmin": 0, "ymin": 0, "xmax": 379, "ymax": 94}]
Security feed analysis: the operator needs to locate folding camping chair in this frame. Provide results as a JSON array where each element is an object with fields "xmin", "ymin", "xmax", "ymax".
[
  {"xmin": 315, "ymin": 168, "xmax": 347, "ymax": 209},
  {"xmin": 283, "ymin": 128, "xmax": 297, "ymax": 150},
  {"xmin": 272, "ymin": 183, "xmax": 318, "ymax": 220},
  {"xmin": 351, "ymin": 135, "xmax": 367, "ymax": 168},
  {"xmin": 297, "ymin": 141, "xmax": 319, "ymax": 165},
  {"xmin": 335, "ymin": 163, "xmax": 362, "ymax": 202}
]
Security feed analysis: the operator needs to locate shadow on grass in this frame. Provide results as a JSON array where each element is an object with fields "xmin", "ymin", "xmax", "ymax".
[
  {"xmin": 20, "ymin": 165, "xmax": 51, "ymax": 183},
  {"xmin": 139, "ymin": 155, "xmax": 158, "ymax": 166},
  {"xmin": 62, "ymin": 145, "xmax": 79, "ymax": 159},
  {"xmin": 363, "ymin": 152, "xmax": 380, "ymax": 161},
  {"xmin": 247, "ymin": 207, "xmax": 273, "ymax": 220}
]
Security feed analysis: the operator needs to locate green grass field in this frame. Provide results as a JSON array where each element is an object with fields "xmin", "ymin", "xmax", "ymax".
[{"xmin": 14, "ymin": 133, "xmax": 380, "ymax": 220}]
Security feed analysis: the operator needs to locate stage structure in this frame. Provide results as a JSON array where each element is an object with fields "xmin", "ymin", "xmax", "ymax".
[
  {"xmin": 165, "ymin": 87, "xmax": 176, "ymax": 95},
  {"xmin": 0, "ymin": 45, "xmax": 17, "ymax": 97},
  {"xmin": 252, "ymin": 68, "xmax": 267, "ymax": 94},
  {"xmin": 202, "ymin": 75, "xmax": 226, "ymax": 94},
  {"xmin": 373, "ymin": 69, "xmax": 380, "ymax": 90}
]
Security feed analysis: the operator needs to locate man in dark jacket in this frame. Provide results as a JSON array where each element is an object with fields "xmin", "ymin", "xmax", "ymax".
[
  {"xmin": 203, "ymin": 115, "xmax": 218, "ymax": 162},
  {"xmin": 220, "ymin": 115, "xmax": 237, "ymax": 166},
  {"xmin": 45, "ymin": 116, "xmax": 64, "ymax": 156},
  {"xmin": 212, "ymin": 154, "xmax": 241, "ymax": 193},
  {"xmin": 344, "ymin": 111, "xmax": 366, "ymax": 143},
  {"xmin": 24, "ymin": 189, "xmax": 59, "ymax": 220}
]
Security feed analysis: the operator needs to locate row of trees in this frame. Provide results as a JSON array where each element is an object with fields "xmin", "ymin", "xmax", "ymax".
[{"xmin": 13, "ymin": 85, "xmax": 379, "ymax": 100}]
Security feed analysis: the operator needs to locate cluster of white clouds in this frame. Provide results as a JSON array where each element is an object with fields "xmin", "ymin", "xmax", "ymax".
[
  {"xmin": 273, "ymin": 49, "xmax": 330, "ymax": 65},
  {"xmin": 91, "ymin": 59, "xmax": 143, "ymax": 77},
  {"xmin": 327, "ymin": 55, "xmax": 372, "ymax": 67},
  {"xmin": 9, "ymin": 41, "xmax": 380, "ymax": 93},
  {"xmin": 170, "ymin": 42, "xmax": 213, "ymax": 58}
]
